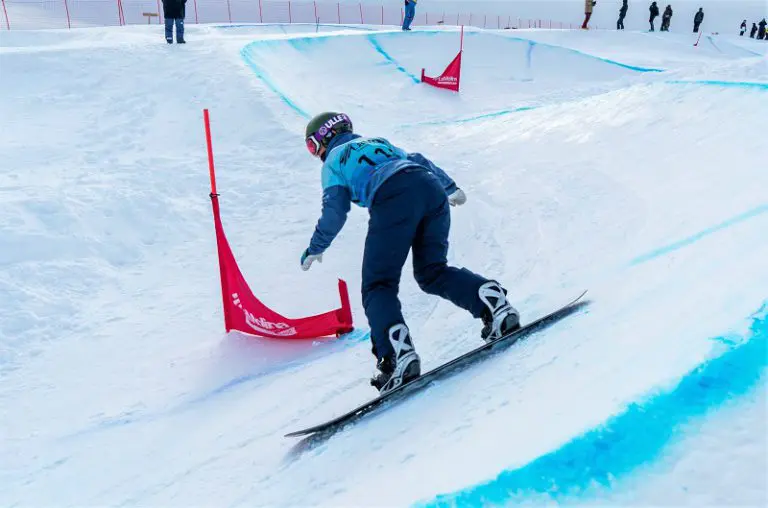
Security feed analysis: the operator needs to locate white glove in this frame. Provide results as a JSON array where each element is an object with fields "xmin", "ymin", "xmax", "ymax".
[
  {"xmin": 448, "ymin": 188, "xmax": 467, "ymax": 207},
  {"xmin": 300, "ymin": 250, "xmax": 323, "ymax": 271}
]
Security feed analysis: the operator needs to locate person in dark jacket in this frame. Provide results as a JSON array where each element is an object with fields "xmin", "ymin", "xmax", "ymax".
[
  {"xmin": 649, "ymin": 2, "xmax": 659, "ymax": 31},
  {"xmin": 759, "ymin": 19, "xmax": 767, "ymax": 40},
  {"xmin": 161, "ymin": 0, "xmax": 186, "ymax": 43},
  {"xmin": 660, "ymin": 4, "xmax": 673, "ymax": 31},
  {"xmin": 740, "ymin": 20, "xmax": 747, "ymax": 36},
  {"xmin": 617, "ymin": 0, "xmax": 628, "ymax": 30},
  {"xmin": 693, "ymin": 8, "xmax": 703, "ymax": 32},
  {"xmin": 749, "ymin": 22, "xmax": 758, "ymax": 38}
]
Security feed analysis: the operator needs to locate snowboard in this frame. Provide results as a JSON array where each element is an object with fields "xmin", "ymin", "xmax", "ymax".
[{"xmin": 285, "ymin": 290, "xmax": 589, "ymax": 438}]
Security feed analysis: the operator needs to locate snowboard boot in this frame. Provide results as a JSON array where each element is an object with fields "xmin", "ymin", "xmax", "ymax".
[
  {"xmin": 371, "ymin": 324, "xmax": 421, "ymax": 395},
  {"xmin": 478, "ymin": 281, "xmax": 520, "ymax": 343}
]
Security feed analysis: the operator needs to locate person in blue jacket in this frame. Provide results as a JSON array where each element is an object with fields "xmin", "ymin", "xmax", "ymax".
[{"xmin": 300, "ymin": 112, "xmax": 520, "ymax": 395}]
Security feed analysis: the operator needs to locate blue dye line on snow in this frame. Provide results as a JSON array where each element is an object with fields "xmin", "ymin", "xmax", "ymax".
[
  {"xmin": 240, "ymin": 43, "xmax": 311, "ymax": 118},
  {"xmin": 366, "ymin": 34, "xmax": 422, "ymax": 84},
  {"xmin": 413, "ymin": 106, "xmax": 539, "ymax": 127},
  {"xmin": 630, "ymin": 204, "xmax": 768, "ymax": 265},
  {"xmin": 666, "ymin": 79, "xmax": 768, "ymax": 90},
  {"xmin": 421, "ymin": 302, "xmax": 768, "ymax": 507},
  {"xmin": 407, "ymin": 78, "xmax": 767, "ymax": 128},
  {"xmin": 495, "ymin": 34, "xmax": 665, "ymax": 73}
]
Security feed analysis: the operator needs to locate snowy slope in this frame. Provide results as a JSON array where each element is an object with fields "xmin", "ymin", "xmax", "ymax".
[{"xmin": 1, "ymin": 23, "xmax": 766, "ymax": 506}]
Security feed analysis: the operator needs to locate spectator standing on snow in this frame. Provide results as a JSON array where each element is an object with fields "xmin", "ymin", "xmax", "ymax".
[
  {"xmin": 693, "ymin": 8, "xmax": 703, "ymax": 32},
  {"xmin": 749, "ymin": 22, "xmax": 757, "ymax": 38},
  {"xmin": 402, "ymin": 0, "xmax": 417, "ymax": 31},
  {"xmin": 583, "ymin": 0, "xmax": 597, "ymax": 29},
  {"xmin": 162, "ymin": 0, "xmax": 186, "ymax": 43},
  {"xmin": 661, "ymin": 4, "xmax": 673, "ymax": 31},
  {"xmin": 617, "ymin": 0, "xmax": 628, "ymax": 30},
  {"xmin": 649, "ymin": 2, "xmax": 660, "ymax": 31},
  {"xmin": 759, "ymin": 19, "xmax": 767, "ymax": 40},
  {"xmin": 740, "ymin": 20, "xmax": 747, "ymax": 36}
]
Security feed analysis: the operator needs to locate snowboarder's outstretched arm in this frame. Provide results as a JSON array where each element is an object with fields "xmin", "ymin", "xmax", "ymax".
[{"xmin": 307, "ymin": 185, "xmax": 351, "ymax": 256}]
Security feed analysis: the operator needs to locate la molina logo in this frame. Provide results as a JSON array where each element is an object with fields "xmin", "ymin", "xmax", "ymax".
[{"xmin": 231, "ymin": 293, "xmax": 297, "ymax": 336}]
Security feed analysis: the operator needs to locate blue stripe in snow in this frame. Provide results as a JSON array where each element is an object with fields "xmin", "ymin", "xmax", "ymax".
[
  {"xmin": 240, "ymin": 43, "xmax": 311, "ymax": 119},
  {"xmin": 630, "ymin": 204, "xmax": 768, "ymax": 265},
  {"xmin": 666, "ymin": 79, "xmax": 768, "ymax": 90},
  {"xmin": 420, "ymin": 302, "xmax": 768, "ymax": 507},
  {"xmin": 495, "ymin": 34, "xmax": 665, "ymax": 73},
  {"xmin": 367, "ymin": 34, "xmax": 422, "ymax": 84},
  {"xmin": 412, "ymin": 106, "xmax": 539, "ymax": 126}
]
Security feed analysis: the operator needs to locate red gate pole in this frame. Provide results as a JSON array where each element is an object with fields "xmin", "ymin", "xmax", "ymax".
[
  {"xmin": 258, "ymin": 0, "xmax": 263, "ymax": 23},
  {"xmin": 63, "ymin": 0, "xmax": 71, "ymax": 28},
  {"xmin": 460, "ymin": 23, "xmax": 464, "ymax": 50},
  {"xmin": 693, "ymin": 26, "xmax": 703, "ymax": 46},
  {"xmin": 202, "ymin": 109, "xmax": 233, "ymax": 332},
  {"xmin": 1, "ymin": 0, "xmax": 9, "ymax": 30},
  {"xmin": 116, "ymin": 0, "xmax": 123, "ymax": 25},
  {"xmin": 193, "ymin": 0, "xmax": 198, "ymax": 23}
]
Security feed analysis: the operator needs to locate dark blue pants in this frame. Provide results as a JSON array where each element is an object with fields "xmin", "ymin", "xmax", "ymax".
[
  {"xmin": 402, "ymin": 1, "xmax": 416, "ymax": 30},
  {"xmin": 165, "ymin": 18, "xmax": 184, "ymax": 42},
  {"xmin": 362, "ymin": 168, "xmax": 489, "ymax": 360}
]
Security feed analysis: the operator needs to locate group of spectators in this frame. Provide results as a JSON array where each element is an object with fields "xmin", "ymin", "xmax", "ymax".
[
  {"xmin": 156, "ymin": 0, "xmax": 768, "ymax": 44},
  {"xmin": 589, "ymin": 0, "xmax": 768, "ymax": 38},
  {"xmin": 595, "ymin": 1, "xmax": 704, "ymax": 32},
  {"xmin": 741, "ymin": 18, "xmax": 768, "ymax": 39}
]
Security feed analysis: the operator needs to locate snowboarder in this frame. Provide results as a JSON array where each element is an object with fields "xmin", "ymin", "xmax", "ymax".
[
  {"xmin": 693, "ymin": 7, "xmax": 703, "ymax": 32},
  {"xmin": 739, "ymin": 19, "xmax": 746, "ymax": 36},
  {"xmin": 649, "ymin": 1, "xmax": 660, "ymax": 31},
  {"xmin": 617, "ymin": 0, "xmax": 628, "ymax": 30},
  {"xmin": 750, "ymin": 22, "xmax": 758, "ymax": 38},
  {"xmin": 300, "ymin": 112, "xmax": 521, "ymax": 395},
  {"xmin": 660, "ymin": 4, "xmax": 673, "ymax": 31},
  {"xmin": 583, "ymin": 0, "xmax": 597, "ymax": 29},
  {"xmin": 161, "ymin": 0, "xmax": 186, "ymax": 43},
  {"xmin": 402, "ymin": 0, "xmax": 417, "ymax": 31}
]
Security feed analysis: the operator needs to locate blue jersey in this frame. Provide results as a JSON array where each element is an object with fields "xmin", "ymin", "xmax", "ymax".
[{"xmin": 307, "ymin": 133, "xmax": 458, "ymax": 255}]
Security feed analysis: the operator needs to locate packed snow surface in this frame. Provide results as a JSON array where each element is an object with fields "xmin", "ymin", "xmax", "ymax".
[{"xmin": 1, "ymin": 23, "xmax": 766, "ymax": 506}]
